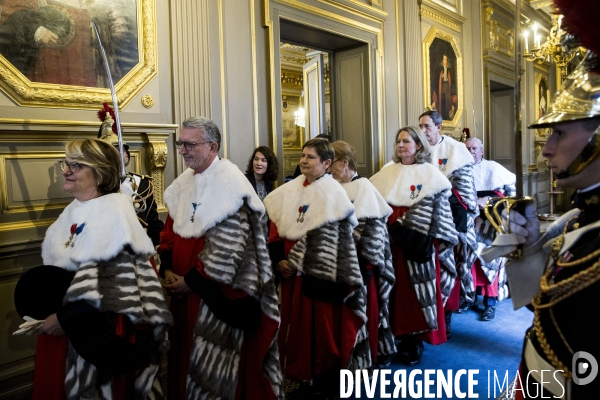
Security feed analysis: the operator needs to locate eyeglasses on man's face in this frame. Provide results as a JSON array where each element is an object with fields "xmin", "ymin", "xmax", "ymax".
[
  {"xmin": 59, "ymin": 160, "xmax": 83, "ymax": 174},
  {"xmin": 175, "ymin": 140, "xmax": 212, "ymax": 151}
]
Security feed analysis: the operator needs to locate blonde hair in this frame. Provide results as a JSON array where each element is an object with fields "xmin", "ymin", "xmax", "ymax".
[
  {"xmin": 392, "ymin": 126, "xmax": 431, "ymax": 164},
  {"xmin": 331, "ymin": 140, "xmax": 357, "ymax": 171},
  {"xmin": 64, "ymin": 139, "xmax": 121, "ymax": 194}
]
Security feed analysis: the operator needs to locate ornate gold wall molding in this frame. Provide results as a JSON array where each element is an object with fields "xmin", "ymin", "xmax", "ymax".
[
  {"xmin": 0, "ymin": 0, "xmax": 157, "ymax": 109},
  {"xmin": 420, "ymin": 6, "xmax": 461, "ymax": 33},
  {"xmin": 484, "ymin": 7, "xmax": 515, "ymax": 58},
  {"xmin": 147, "ymin": 139, "xmax": 168, "ymax": 212}
]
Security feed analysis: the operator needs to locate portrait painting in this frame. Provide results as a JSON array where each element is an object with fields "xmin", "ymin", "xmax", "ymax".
[
  {"xmin": 535, "ymin": 75, "xmax": 550, "ymax": 138},
  {"xmin": 538, "ymin": 77, "xmax": 548, "ymax": 119},
  {"xmin": 423, "ymin": 28, "xmax": 463, "ymax": 127},
  {"xmin": 0, "ymin": 0, "xmax": 156, "ymax": 109}
]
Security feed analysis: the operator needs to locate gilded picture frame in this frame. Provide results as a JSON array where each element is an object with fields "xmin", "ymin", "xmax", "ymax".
[
  {"xmin": 423, "ymin": 27, "xmax": 463, "ymax": 128},
  {"xmin": 535, "ymin": 74, "xmax": 550, "ymax": 138},
  {"xmin": 0, "ymin": 0, "xmax": 156, "ymax": 109}
]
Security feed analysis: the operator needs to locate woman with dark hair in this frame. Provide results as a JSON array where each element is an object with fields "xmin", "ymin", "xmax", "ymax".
[
  {"xmin": 329, "ymin": 140, "xmax": 397, "ymax": 366},
  {"xmin": 264, "ymin": 138, "xmax": 367, "ymax": 398},
  {"xmin": 23, "ymin": 139, "xmax": 172, "ymax": 400},
  {"xmin": 245, "ymin": 146, "xmax": 279, "ymax": 201},
  {"xmin": 370, "ymin": 126, "xmax": 458, "ymax": 366},
  {"xmin": 245, "ymin": 146, "xmax": 279, "ymax": 238}
]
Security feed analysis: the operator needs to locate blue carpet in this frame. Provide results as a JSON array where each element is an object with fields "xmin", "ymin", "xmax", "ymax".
[{"xmin": 345, "ymin": 297, "xmax": 533, "ymax": 399}]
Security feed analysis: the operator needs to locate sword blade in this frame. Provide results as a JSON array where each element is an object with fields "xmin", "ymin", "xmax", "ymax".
[{"xmin": 92, "ymin": 21, "xmax": 127, "ymax": 179}]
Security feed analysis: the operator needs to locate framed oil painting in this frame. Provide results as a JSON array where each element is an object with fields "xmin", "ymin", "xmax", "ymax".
[
  {"xmin": 0, "ymin": 0, "xmax": 156, "ymax": 109},
  {"xmin": 535, "ymin": 75, "xmax": 549, "ymax": 137},
  {"xmin": 423, "ymin": 27, "xmax": 463, "ymax": 128}
]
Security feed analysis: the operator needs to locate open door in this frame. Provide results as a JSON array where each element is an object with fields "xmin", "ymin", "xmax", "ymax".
[
  {"xmin": 333, "ymin": 45, "xmax": 371, "ymax": 177},
  {"xmin": 303, "ymin": 53, "xmax": 327, "ymax": 138}
]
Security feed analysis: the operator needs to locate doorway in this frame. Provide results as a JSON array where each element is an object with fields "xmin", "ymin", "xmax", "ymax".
[
  {"xmin": 270, "ymin": 10, "xmax": 380, "ymax": 181},
  {"xmin": 489, "ymin": 81, "xmax": 515, "ymax": 173}
]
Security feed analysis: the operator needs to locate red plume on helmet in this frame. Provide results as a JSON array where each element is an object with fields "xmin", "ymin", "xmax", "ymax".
[
  {"xmin": 97, "ymin": 102, "xmax": 117, "ymax": 134},
  {"xmin": 554, "ymin": 0, "xmax": 600, "ymax": 70}
]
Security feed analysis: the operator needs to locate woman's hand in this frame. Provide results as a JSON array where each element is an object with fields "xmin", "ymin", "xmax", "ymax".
[
  {"xmin": 39, "ymin": 313, "xmax": 64, "ymax": 336},
  {"xmin": 277, "ymin": 260, "xmax": 296, "ymax": 279},
  {"xmin": 162, "ymin": 270, "xmax": 192, "ymax": 297}
]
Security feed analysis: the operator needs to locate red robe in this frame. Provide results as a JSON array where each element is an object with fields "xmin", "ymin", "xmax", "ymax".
[
  {"xmin": 159, "ymin": 216, "xmax": 279, "ymax": 400},
  {"xmin": 33, "ymin": 315, "xmax": 139, "ymax": 400},
  {"xmin": 387, "ymin": 205, "xmax": 447, "ymax": 345},
  {"xmin": 269, "ymin": 222, "xmax": 364, "ymax": 380}
]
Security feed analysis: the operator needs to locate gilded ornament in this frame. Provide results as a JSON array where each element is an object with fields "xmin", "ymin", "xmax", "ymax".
[{"xmin": 141, "ymin": 94, "xmax": 155, "ymax": 109}]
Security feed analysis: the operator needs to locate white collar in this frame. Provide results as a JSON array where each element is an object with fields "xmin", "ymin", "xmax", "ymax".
[
  {"xmin": 370, "ymin": 162, "xmax": 451, "ymax": 207},
  {"xmin": 164, "ymin": 159, "xmax": 264, "ymax": 238},
  {"xmin": 341, "ymin": 178, "xmax": 392, "ymax": 220},
  {"xmin": 264, "ymin": 174, "xmax": 357, "ymax": 241},
  {"xmin": 579, "ymin": 181, "xmax": 600, "ymax": 193},
  {"xmin": 42, "ymin": 193, "xmax": 155, "ymax": 271}
]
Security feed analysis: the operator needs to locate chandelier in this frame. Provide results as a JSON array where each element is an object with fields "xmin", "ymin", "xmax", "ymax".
[{"xmin": 522, "ymin": 13, "xmax": 582, "ymax": 77}]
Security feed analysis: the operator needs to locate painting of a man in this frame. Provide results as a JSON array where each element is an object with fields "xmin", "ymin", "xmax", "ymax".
[
  {"xmin": 0, "ymin": 0, "xmax": 138, "ymax": 88},
  {"xmin": 429, "ymin": 38, "xmax": 458, "ymax": 121},
  {"xmin": 538, "ymin": 78, "xmax": 547, "ymax": 118}
]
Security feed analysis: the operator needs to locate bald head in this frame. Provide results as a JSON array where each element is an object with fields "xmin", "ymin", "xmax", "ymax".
[{"xmin": 465, "ymin": 138, "xmax": 484, "ymax": 164}]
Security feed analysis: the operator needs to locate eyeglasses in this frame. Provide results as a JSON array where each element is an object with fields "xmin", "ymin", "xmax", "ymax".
[
  {"xmin": 175, "ymin": 140, "xmax": 212, "ymax": 151},
  {"xmin": 59, "ymin": 160, "xmax": 83, "ymax": 173}
]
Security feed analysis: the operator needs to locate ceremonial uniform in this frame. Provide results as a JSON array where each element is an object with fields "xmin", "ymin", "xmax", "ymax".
[
  {"xmin": 430, "ymin": 136, "xmax": 479, "ymax": 306},
  {"xmin": 515, "ymin": 184, "xmax": 600, "ymax": 398},
  {"xmin": 125, "ymin": 172, "xmax": 163, "ymax": 246},
  {"xmin": 370, "ymin": 162, "xmax": 458, "ymax": 345},
  {"xmin": 264, "ymin": 174, "xmax": 367, "ymax": 396},
  {"xmin": 472, "ymin": 159, "xmax": 516, "ymax": 304},
  {"xmin": 158, "ymin": 158, "xmax": 282, "ymax": 400},
  {"xmin": 34, "ymin": 193, "xmax": 172, "ymax": 400},
  {"xmin": 341, "ymin": 175, "xmax": 396, "ymax": 365}
]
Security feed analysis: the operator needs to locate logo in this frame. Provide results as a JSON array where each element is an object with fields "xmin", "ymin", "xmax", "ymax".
[{"xmin": 572, "ymin": 351, "xmax": 598, "ymax": 386}]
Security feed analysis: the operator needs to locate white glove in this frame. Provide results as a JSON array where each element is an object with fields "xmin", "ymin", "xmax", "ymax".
[
  {"xmin": 120, "ymin": 177, "xmax": 135, "ymax": 197},
  {"xmin": 502, "ymin": 201, "xmax": 541, "ymax": 256},
  {"xmin": 481, "ymin": 201, "xmax": 540, "ymax": 262},
  {"xmin": 13, "ymin": 316, "xmax": 44, "ymax": 336}
]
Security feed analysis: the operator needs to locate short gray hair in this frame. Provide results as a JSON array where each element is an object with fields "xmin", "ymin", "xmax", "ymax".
[
  {"xmin": 466, "ymin": 137, "xmax": 483, "ymax": 149},
  {"xmin": 182, "ymin": 117, "xmax": 222, "ymax": 150}
]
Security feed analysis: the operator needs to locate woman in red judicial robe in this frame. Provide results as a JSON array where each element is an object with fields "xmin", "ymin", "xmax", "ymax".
[
  {"xmin": 264, "ymin": 138, "xmax": 367, "ymax": 399},
  {"xmin": 30, "ymin": 139, "xmax": 172, "ymax": 400},
  {"xmin": 370, "ymin": 126, "xmax": 458, "ymax": 367},
  {"xmin": 329, "ymin": 140, "xmax": 397, "ymax": 366}
]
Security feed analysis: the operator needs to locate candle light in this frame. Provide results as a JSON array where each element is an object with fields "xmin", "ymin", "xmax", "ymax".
[
  {"xmin": 557, "ymin": 15, "xmax": 563, "ymax": 38},
  {"xmin": 532, "ymin": 22, "xmax": 538, "ymax": 48},
  {"xmin": 523, "ymin": 30, "xmax": 529, "ymax": 53}
]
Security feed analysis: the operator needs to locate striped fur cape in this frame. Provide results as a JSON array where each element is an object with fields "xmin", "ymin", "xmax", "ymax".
[
  {"xmin": 430, "ymin": 136, "xmax": 479, "ymax": 302},
  {"xmin": 42, "ymin": 193, "xmax": 173, "ymax": 400},
  {"xmin": 447, "ymin": 163, "xmax": 479, "ymax": 303},
  {"xmin": 471, "ymin": 160, "xmax": 516, "ymax": 300},
  {"xmin": 164, "ymin": 160, "xmax": 282, "ymax": 399},
  {"xmin": 370, "ymin": 163, "xmax": 459, "ymax": 330},
  {"xmin": 341, "ymin": 178, "xmax": 396, "ymax": 361},
  {"xmin": 264, "ymin": 175, "xmax": 369, "ymax": 371},
  {"xmin": 185, "ymin": 203, "xmax": 283, "ymax": 399}
]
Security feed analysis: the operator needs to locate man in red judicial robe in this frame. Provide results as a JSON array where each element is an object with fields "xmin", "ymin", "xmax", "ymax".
[
  {"xmin": 465, "ymin": 137, "xmax": 516, "ymax": 320},
  {"xmin": 419, "ymin": 110, "xmax": 479, "ymax": 338},
  {"xmin": 158, "ymin": 117, "xmax": 282, "ymax": 400}
]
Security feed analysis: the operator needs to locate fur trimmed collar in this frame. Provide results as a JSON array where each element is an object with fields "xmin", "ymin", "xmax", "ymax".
[
  {"xmin": 473, "ymin": 159, "xmax": 516, "ymax": 191},
  {"xmin": 370, "ymin": 162, "xmax": 451, "ymax": 207},
  {"xmin": 341, "ymin": 178, "xmax": 392, "ymax": 220},
  {"xmin": 42, "ymin": 193, "xmax": 155, "ymax": 271},
  {"xmin": 264, "ymin": 174, "xmax": 357, "ymax": 241},
  {"xmin": 430, "ymin": 136, "xmax": 473, "ymax": 177},
  {"xmin": 163, "ymin": 159, "xmax": 265, "ymax": 238}
]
